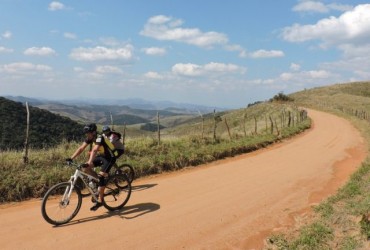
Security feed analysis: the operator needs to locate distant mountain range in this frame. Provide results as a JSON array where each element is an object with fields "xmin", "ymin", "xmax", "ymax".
[
  {"xmin": 5, "ymin": 96, "xmax": 224, "ymax": 113},
  {"xmin": 4, "ymin": 96, "xmax": 225, "ymax": 125}
]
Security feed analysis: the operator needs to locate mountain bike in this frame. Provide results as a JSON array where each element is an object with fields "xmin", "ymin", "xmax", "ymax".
[
  {"xmin": 41, "ymin": 161, "xmax": 131, "ymax": 226},
  {"xmin": 76, "ymin": 162, "xmax": 135, "ymax": 196}
]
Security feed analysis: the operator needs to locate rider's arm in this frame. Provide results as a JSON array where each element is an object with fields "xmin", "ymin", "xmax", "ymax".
[
  {"xmin": 70, "ymin": 142, "xmax": 89, "ymax": 160},
  {"xmin": 87, "ymin": 144, "xmax": 99, "ymax": 167}
]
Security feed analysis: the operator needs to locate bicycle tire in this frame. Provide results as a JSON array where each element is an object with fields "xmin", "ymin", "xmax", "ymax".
[
  {"xmin": 115, "ymin": 164, "xmax": 135, "ymax": 184},
  {"xmin": 102, "ymin": 174, "xmax": 131, "ymax": 211},
  {"xmin": 41, "ymin": 182, "xmax": 82, "ymax": 226}
]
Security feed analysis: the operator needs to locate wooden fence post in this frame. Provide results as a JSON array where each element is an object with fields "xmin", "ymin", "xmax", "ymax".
[
  {"xmin": 157, "ymin": 112, "xmax": 161, "ymax": 146},
  {"xmin": 198, "ymin": 111, "xmax": 204, "ymax": 140},
  {"xmin": 269, "ymin": 115, "xmax": 274, "ymax": 134},
  {"xmin": 213, "ymin": 109, "xmax": 217, "ymax": 142},
  {"xmin": 274, "ymin": 118, "xmax": 280, "ymax": 136},
  {"xmin": 23, "ymin": 102, "xmax": 30, "ymax": 164},
  {"xmin": 254, "ymin": 116, "xmax": 257, "ymax": 134},
  {"xmin": 224, "ymin": 117, "xmax": 232, "ymax": 141},
  {"xmin": 243, "ymin": 113, "xmax": 247, "ymax": 137},
  {"xmin": 122, "ymin": 122, "xmax": 126, "ymax": 144},
  {"xmin": 110, "ymin": 111, "xmax": 114, "ymax": 130}
]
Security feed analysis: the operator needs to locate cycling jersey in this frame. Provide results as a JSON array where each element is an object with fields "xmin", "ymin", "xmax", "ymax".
[{"xmin": 86, "ymin": 134, "xmax": 118, "ymax": 159}]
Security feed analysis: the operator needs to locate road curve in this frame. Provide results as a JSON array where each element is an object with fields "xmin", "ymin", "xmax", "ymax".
[{"xmin": 0, "ymin": 109, "xmax": 367, "ymax": 250}]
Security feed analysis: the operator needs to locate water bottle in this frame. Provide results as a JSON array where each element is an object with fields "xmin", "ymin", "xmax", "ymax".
[{"xmin": 89, "ymin": 179, "xmax": 97, "ymax": 193}]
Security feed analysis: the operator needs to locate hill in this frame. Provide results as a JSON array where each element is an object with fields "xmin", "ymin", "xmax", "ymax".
[
  {"xmin": 5, "ymin": 96, "xmax": 218, "ymax": 126},
  {"xmin": 0, "ymin": 97, "xmax": 84, "ymax": 150}
]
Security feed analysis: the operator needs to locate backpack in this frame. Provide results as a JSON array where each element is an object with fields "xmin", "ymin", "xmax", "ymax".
[
  {"xmin": 111, "ymin": 131, "xmax": 122, "ymax": 141},
  {"xmin": 91, "ymin": 134, "xmax": 119, "ymax": 158}
]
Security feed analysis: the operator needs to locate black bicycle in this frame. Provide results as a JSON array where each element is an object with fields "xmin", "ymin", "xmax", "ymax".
[{"xmin": 41, "ymin": 161, "xmax": 131, "ymax": 226}]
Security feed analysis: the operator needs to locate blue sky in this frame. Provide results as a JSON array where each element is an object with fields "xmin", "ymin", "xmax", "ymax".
[{"xmin": 1, "ymin": 0, "xmax": 369, "ymax": 108}]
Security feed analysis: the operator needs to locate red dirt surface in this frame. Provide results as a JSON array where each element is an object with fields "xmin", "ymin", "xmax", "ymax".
[{"xmin": 0, "ymin": 109, "xmax": 367, "ymax": 250}]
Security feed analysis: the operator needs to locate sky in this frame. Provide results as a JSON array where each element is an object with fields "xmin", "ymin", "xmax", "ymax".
[{"xmin": 1, "ymin": 0, "xmax": 370, "ymax": 108}]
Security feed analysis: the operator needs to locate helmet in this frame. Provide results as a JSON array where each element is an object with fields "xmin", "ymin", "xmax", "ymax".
[
  {"xmin": 102, "ymin": 125, "xmax": 111, "ymax": 134},
  {"xmin": 83, "ymin": 123, "xmax": 97, "ymax": 133}
]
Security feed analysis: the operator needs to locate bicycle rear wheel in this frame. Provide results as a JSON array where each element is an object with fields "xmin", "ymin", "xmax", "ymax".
[
  {"xmin": 103, "ymin": 174, "xmax": 131, "ymax": 211},
  {"xmin": 41, "ymin": 182, "xmax": 82, "ymax": 226},
  {"xmin": 115, "ymin": 164, "xmax": 135, "ymax": 184}
]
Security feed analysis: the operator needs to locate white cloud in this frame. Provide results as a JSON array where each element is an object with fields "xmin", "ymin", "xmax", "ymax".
[
  {"xmin": 327, "ymin": 3, "xmax": 353, "ymax": 12},
  {"xmin": 249, "ymin": 50, "xmax": 285, "ymax": 58},
  {"xmin": 48, "ymin": 1, "xmax": 65, "ymax": 11},
  {"xmin": 73, "ymin": 67, "xmax": 84, "ymax": 72},
  {"xmin": 290, "ymin": 63, "xmax": 301, "ymax": 71},
  {"xmin": 69, "ymin": 45, "xmax": 134, "ymax": 61},
  {"xmin": 95, "ymin": 65, "xmax": 123, "ymax": 74},
  {"xmin": 24, "ymin": 47, "xmax": 56, "ymax": 56},
  {"xmin": 0, "ymin": 62, "xmax": 52, "ymax": 73},
  {"xmin": 320, "ymin": 44, "xmax": 370, "ymax": 79},
  {"xmin": 140, "ymin": 15, "xmax": 228, "ymax": 48},
  {"xmin": 292, "ymin": 1, "xmax": 353, "ymax": 13},
  {"xmin": 172, "ymin": 62, "xmax": 246, "ymax": 77},
  {"xmin": 64, "ymin": 32, "xmax": 77, "ymax": 39},
  {"xmin": 279, "ymin": 69, "xmax": 332, "ymax": 82},
  {"xmin": 144, "ymin": 71, "xmax": 164, "ymax": 79},
  {"xmin": 172, "ymin": 63, "xmax": 202, "ymax": 76},
  {"xmin": 283, "ymin": 4, "xmax": 370, "ymax": 45},
  {"xmin": 142, "ymin": 47, "xmax": 167, "ymax": 56},
  {"xmin": 293, "ymin": 1, "xmax": 328, "ymax": 13},
  {"xmin": 1, "ymin": 31, "xmax": 12, "ymax": 39},
  {"xmin": 0, "ymin": 46, "xmax": 14, "ymax": 53}
]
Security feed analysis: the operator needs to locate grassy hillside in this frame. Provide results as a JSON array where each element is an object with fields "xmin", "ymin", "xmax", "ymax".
[
  {"xmin": 0, "ymin": 97, "xmax": 84, "ymax": 150},
  {"xmin": 266, "ymin": 82, "xmax": 370, "ymax": 249}
]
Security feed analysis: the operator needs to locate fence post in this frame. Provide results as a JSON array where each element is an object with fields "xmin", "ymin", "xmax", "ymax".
[
  {"xmin": 198, "ymin": 111, "xmax": 204, "ymax": 140},
  {"xmin": 23, "ymin": 102, "xmax": 30, "ymax": 164},
  {"xmin": 157, "ymin": 112, "xmax": 161, "ymax": 146},
  {"xmin": 213, "ymin": 110, "xmax": 217, "ymax": 142},
  {"xmin": 122, "ymin": 122, "xmax": 126, "ymax": 144},
  {"xmin": 243, "ymin": 113, "xmax": 247, "ymax": 137},
  {"xmin": 254, "ymin": 116, "xmax": 257, "ymax": 134},
  {"xmin": 269, "ymin": 115, "xmax": 274, "ymax": 134},
  {"xmin": 224, "ymin": 117, "xmax": 232, "ymax": 141},
  {"xmin": 110, "ymin": 111, "xmax": 114, "ymax": 130},
  {"xmin": 274, "ymin": 118, "xmax": 280, "ymax": 136}
]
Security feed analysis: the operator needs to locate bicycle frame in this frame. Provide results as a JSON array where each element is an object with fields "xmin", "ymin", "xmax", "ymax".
[{"xmin": 68, "ymin": 165, "xmax": 100, "ymax": 203}]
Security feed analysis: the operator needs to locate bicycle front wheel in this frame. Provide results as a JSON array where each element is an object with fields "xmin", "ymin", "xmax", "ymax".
[
  {"xmin": 103, "ymin": 174, "xmax": 131, "ymax": 211},
  {"xmin": 41, "ymin": 182, "xmax": 82, "ymax": 226}
]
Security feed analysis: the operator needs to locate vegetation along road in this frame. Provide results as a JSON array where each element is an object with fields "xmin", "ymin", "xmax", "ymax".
[{"xmin": 0, "ymin": 109, "xmax": 366, "ymax": 249}]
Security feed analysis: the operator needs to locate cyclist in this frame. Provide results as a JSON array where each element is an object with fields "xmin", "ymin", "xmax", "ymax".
[
  {"xmin": 68, "ymin": 123, "xmax": 118, "ymax": 211},
  {"xmin": 102, "ymin": 125, "xmax": 125, "ymax": 158}
]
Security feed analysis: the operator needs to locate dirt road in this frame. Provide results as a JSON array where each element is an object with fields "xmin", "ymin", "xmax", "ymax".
[{"xmin": 0, "ymin": 109, "xmax": 367, "ymax": 250}]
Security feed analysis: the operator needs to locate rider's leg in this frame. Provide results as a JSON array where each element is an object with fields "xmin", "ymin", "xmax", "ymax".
[
  {"xmin": 82, "ymin": 164, "xmax": 99, "ymax": 178},
  {"xmin": 90, "ymin": 156, "xmax": 116, "ymax": 211}
]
